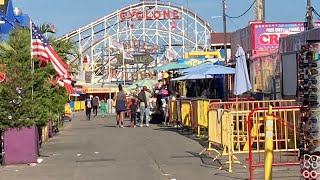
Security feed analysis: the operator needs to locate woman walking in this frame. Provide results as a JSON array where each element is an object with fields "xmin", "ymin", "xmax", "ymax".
[{"xmin": 114, "ymin": 84, "xmax": 127, "ymax": 128}]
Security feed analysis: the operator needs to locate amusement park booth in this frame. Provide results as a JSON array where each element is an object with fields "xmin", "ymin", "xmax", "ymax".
[{"xmin": 231, "ymin": 21, "xmax": 320, "ymax": 99}]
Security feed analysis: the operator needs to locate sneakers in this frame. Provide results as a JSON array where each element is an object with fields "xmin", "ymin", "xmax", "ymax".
[
  {"xmin": 120, "ymin": 125, "xmax": 124, "ymax": 128},
  {"xmin": 146, "ymin": 124, "xmax": 149, "ymax": 127},
  {"xmin": 139, "ymin": 124, "xmax": 143, "ymax": 127}
]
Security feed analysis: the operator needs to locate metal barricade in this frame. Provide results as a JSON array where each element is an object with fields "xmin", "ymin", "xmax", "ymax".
[
  {"xmin": 245, "ymin": 106, "xmax": 300, "ymax": 180},
  {"xmin": 201, "ymin": 109, "xmax": 246, "ymax": 172},
  {"xmin": 80, "ymin": 101, "xmax": 85, "ymax": 111},
  {"xmin": 208, "ymin": 99, "xmax": 297, "ymax": 111},
  {"xmin": 180, "ymin": 99, "xmax": 193, "ymax": 128},
  {"xmin": 169, "ymin": 100, "xmax": 177, "ymax": 125},
  {"xmin": 74, "ymin": 101, "xmax": 81, "ymax": 111}
]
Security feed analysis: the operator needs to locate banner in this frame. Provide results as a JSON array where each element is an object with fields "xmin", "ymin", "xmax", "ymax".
[{"xmin": 253, "ymin": 22, "xmax": 320, "ymax": 49}]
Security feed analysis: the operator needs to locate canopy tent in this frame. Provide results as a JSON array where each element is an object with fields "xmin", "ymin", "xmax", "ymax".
[
  {"xmin": 187, "ymin": 65, "xmax": 235, "ymax": 75},
  {"xmin": 153, "ymin": 62, "xmax": 191, "ymax": 71},
  {"xmin": 171, "ymin": 74, "xmax": 214, "ymax": 81}
]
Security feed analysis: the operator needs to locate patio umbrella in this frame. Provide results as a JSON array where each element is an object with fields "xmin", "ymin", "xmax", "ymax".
[
  {"xmin": 233, "ymin": 46, "xmax": 252, "ymax": 95},
  {"xmin": 187, "ymin": 65, "xmax": 235, "ymax": 75},
  {"xmin": 171, "ymin": 74, "xmax": 213, "ymax": 81},
  {"xmin": 153, "ymin": 62, "xmax": 191, "ymax": 71},
  {"xmin": 179, "ymin": 61, "xmax": 213, "ymax": 74}
]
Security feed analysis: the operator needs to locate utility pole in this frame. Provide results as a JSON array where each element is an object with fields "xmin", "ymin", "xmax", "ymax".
[
  {"xmin": 254, "ymin": 0, "xmax": 265, "ymax": 21},
  {"xmin": 306, "ymin": 0, "xmax": 314, "ymax": 30},
  {"xmin": 222, "ymin": 0, "xmax": 227, "ymax": 63},
  {"xmin": 222, "ymin": 0, "xmax": 228, "ymax": 99}
]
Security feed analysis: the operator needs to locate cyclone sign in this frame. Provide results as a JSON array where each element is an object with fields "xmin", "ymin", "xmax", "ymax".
[{"xmin": 254, "ymin": 22, "xmax": 320, "ymax": 49}]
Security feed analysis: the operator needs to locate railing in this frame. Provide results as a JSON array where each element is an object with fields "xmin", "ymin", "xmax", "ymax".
[{"xmin": 245, "ymin": 106, "xmax": 300, "ymax": 180}]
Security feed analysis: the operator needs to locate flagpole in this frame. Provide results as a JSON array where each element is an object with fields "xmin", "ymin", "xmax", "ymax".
[
  {"xmin": 108, "ymin": 37, "xmax": 112, "ymax": 113},
  {"xmin": 30, "ymin": 19, "xmax": 34, "ymax": 100},
  {"xmin": 123, "ymin": 50, "xmax": 125, "ymax": 87}
]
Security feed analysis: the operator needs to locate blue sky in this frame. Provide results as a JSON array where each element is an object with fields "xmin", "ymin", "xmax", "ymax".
[{"xmin": 13, "ymin": 0, "xmax": 320, "ymax": 36}]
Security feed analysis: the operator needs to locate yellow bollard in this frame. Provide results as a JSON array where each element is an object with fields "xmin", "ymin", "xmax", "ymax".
[{"xmin": 264, "ymin": 105, "xmax": 274, "ymax": 180}]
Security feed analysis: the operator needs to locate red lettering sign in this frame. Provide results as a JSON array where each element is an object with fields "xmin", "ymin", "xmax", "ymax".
[
  {"xmin": 136, "ymin": 11, "xmax": 143, "ymax": 20},
  {"xmin": 129, "ymin": 11, "xmax": 136, "ymax": 19},
  {"xmin": 172, "ymin": 10, "xmax": 180, "ymax": 19},
  {"xmin": 119, "ymin": 9, "xmax": 181, "ymax": 21},
  {"xmin": 145, "ymin": 10, "xmax": 152, "ymax": 20},
  {"xmin": 153, "ymin": 10, "xmax": 160, "ymax": 20},
  {"xmin": 258, "ymin": 33, "xmax": 289, "ymax": 46},
  {"xmin": 120, "ymin": 11, "xmax": 127, "ymax": 20}
]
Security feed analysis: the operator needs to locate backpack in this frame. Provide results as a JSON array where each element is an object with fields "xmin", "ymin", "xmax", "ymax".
[{"xmin": 87, "ymin": 101, "xmax": 92, "ymax": 108}]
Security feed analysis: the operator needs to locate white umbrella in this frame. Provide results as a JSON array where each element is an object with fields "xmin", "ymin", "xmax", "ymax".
[{"xmin": 233, "ymin": 45, "xmax": 252, "ymax": 95}]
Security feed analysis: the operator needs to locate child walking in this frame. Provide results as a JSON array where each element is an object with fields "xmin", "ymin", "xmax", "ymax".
[
  {"xmin": 100, "ymin": 99, "xmax": 107, "ymax": 117},
  {"xmin": 130, "ymin": 99, "xmax": 138, "ymax": 127}
]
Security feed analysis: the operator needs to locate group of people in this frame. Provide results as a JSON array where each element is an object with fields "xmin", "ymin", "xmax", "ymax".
[
  {"xmin": 84, "ymin": 84, "xmax": 170, "ymax": 128},
  {"xmin": 85, "ymin": 95, "xmax": 108, "ymax": 120},
  {"xmin": 114, "ymin": 84, "xmax": 152, "ymax": 128}
]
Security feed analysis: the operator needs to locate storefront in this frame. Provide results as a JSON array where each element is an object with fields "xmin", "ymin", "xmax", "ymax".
[
  {"xmin": 279, "ymin": 27, "xmax": 320, "ymax": 98},
  {"xmin": 82, "ymin": 84, "xmax": 119, "ymax": 100}
]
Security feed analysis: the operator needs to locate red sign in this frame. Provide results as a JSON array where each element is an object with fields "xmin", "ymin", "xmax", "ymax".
[
  {"xmin": 253, "ymin": 22, "xmax": 320, "ymax": 49},
  {"xmin": 119, "ymin": 9, "xmax": 180, "ymax": 21},
  {"xmin": 258, "ymin": 33, "xmax": 288, "ymax": 46}
]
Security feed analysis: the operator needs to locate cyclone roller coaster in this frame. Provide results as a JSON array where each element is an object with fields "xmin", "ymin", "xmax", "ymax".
[{"xmin": 59, "ymin": 1, "xmax": 214, "ymax": 84}]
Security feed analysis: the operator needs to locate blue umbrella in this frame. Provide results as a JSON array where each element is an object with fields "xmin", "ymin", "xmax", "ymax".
[
  {"xmin": 233, "ymin": 46, "xmax": 252, "ymax": 95},
  {"xmin": 187, "ymin": 65, "xmax": 235, "ymax": 75},
  {"xmin": 179, "ymin": 61, "xmax": 213, "ymax": 74},
  {"xmin": 171, "ymin": 74, "xmax": 213, "ymax": 81}
]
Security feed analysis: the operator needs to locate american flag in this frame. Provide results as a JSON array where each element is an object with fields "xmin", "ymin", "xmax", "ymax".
[{"xmin": 31, "ymin": 21, "xmax": 74, "ymax": 94}]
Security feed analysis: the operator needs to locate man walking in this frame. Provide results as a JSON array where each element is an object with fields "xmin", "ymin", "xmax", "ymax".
[
  {"xmin": 138, "ymin": 86, "xmax": 151, "ymax": 127},
  {"xmin": 138, "ymin": 88, "xmax": 146, "ymax": 127},
  {"xmin": 92, "ymin": 96, "xmax": 99, "ymax": 117}
]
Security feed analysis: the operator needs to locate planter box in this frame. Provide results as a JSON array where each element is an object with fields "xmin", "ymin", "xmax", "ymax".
[
  {"xmin": 3, "ymin": 126, "xmax": 38, "ymax": 165},
  {"xmin": 48, "ymin": 120, "xmax": 53, "ymax": 138},
  {"xmin": 41, "ymin": 124, "xmax": 49, "ymax": 144}
]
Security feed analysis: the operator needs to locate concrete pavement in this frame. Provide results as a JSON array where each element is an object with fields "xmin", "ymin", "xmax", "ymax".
[{"xmin": 0, "ymin": 112, "xmax": 300, "ymax": 180}]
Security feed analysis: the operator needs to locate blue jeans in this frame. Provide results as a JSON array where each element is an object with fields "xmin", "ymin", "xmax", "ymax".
[{"xmin": 139, "ymin": 105, "xmax": 150, "ymax": 125}]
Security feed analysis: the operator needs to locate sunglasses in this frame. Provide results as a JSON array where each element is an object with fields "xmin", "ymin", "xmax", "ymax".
[
  {"xmin": 299, "ymin": 62, "xmax": 318, "ymax": 68},
  {"xmin": 305, "ymin": 138, "xmax": 320, "ymax": 146},
  {"xmin": 299, "ymin": 93, "xmax": 318, "ymax": 100},
  {"xmin": 309, "ymin": 69, "xmax": 320, "ymax": 76},
  {"xmin": 299, "ymin": 85, "xmax": 319, "ymax": 93},
  {"xmin": 298, "ymin": 79, "xmax": 318, "ymax": 85},
  {"xmin": 302, "ymin": 100, "xmax": 319, "ymax": 108},
  {"xmin": 298, "ymin": 73, "xmax": 306, "ymax": 80},
  {"xmin": 302, "ymin": 170, "xmax": 320, "ymax": 179},
  {"xmin": 309, "ymin": 117, "xmax": 319, "ymax": 124}
]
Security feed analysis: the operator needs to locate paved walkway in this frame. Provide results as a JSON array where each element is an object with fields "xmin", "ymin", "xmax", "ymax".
[{"xmin": 0, "ymin": 112, "xmax": 300, "ymax": 180}]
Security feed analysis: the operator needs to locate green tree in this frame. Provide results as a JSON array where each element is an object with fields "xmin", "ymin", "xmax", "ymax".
[
  {"xmin": 0, "ymin": 24, "xmax": 76, "ymax": 129},
  {"xmin": 0, "ymin": 28, "xmax": 34, "ymax": 129}
]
